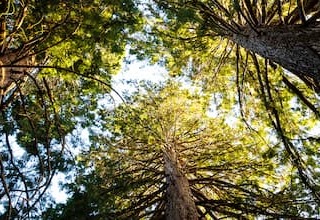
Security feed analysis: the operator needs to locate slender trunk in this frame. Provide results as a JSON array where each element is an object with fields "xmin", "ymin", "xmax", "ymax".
[
  {"xmin": 231, "ymin": 23, "xmax": 320, "ymax": 88},
  {"xmin": 163, "ymin": 147, "xmax": 198, "ymax": 220}
]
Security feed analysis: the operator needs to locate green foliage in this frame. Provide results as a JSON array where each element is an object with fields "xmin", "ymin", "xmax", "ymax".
[
  {"xmin": 130, "ymin": 0, "xmax": 320, "ymax": 211},
  {"xmin": 48, "ymin": 80, "xmax": 319, "ymax": 219},
  {"xmin": 2, "ymin": 0, "xmax": 320, "ymax": 218},
  {"xmin": 0, "ymin": 0, "xmax": 143, "ymax": 218}
]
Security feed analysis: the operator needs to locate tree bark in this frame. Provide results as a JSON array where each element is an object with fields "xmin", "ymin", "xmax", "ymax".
[
  {"xmin": 163, "ymin": 146, "xmax": 198, "ymax": 220},
  {"xmin": 0, "ymin": 51, "xmax": 35, "ymax": 96},
  {"xmin": 231, "ymin": 23, "xmax": 320, "ymax": 88}
]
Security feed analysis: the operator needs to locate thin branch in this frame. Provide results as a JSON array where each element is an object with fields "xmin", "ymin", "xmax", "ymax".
[{"xmin": 282, "ymin": 75, "xmax": 320, "ymax": 118}]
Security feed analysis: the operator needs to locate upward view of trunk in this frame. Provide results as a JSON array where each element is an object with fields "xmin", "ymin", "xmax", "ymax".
[
  {"xmin": 0, "ymin": 9, "xmax": 36, "ymax": 100},
  {"xmin": 232, "ymin": 24, "xmax": 320, "ymax": 87},
  {"xmin": 0, "ymin": 51, "xmax": 35, "ymax": 97},
  {"xmin": 163, "ymin": 147, "xmax": 198, "ymax": 220}
]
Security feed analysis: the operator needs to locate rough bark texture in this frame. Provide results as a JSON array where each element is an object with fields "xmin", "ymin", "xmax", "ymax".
[
  {"xmin": 0, "ymin": 51, "xmax": 35, "ymax": 96},
  {"xmin": 164, "ymin": 147, "xmax": 198, "ymax": 220},
  {"xmin": 232, "ymin": 23, "xmax": 320, "ymax": 85}
]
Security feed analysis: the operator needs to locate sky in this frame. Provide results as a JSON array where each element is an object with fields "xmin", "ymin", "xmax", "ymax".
[{"xmin": 111, "ymin": 58, "xmax": 167, "ymax": 96}]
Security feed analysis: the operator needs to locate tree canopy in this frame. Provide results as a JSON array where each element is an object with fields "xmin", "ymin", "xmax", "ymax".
[
  {"xmin": 0, "ymin": 0, "xmax": 142, "ymax": 218},
  {"xmin": 0, "ymin": 0, "xmax": 320, "ymax": 219},
  {"xmin": 46, "ymin": 81, "xmax": 319, "ymax": 219},
  {"xmin": 133, "ymin": 0, "xmax": 320, "ymax": 209}
]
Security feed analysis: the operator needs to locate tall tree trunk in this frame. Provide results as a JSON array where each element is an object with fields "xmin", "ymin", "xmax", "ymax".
[
  {"xmin": 163, "ymin": 147, "xmax": 198, "ymax": 220},
  {"xmin": 231, "ymin": 23, "xmax": 320, "ymax": 89}
]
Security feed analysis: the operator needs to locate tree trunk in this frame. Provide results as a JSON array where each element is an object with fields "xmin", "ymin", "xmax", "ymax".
[
  {"xmin": 231, "ymin": 23, "xmax": 320, "ymax": 88},
  {"xmin": 163, "ymin": 146, "xmax": 198, "ymax": 220},
  {"xmin": 0, "ymin": 51, "xmax": 35, "ymax": 97}
]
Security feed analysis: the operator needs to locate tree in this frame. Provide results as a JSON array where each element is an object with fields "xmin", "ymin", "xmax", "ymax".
[
  {"xmin": 49, "ymin": 81, "xmax": 319, "ymax": 219},
  {"xmin": 0, "ymin": 0, "xmax": 143, "ymax": 218},
  {"xmin": 144, "ymin": 0, "xmax": 320, "ymax": 91},
  {"xmin": 130, "ymin": 0, "xmax": 320, "ymax": 207},
  {"xmin": 0, "ymin": 0, "xmax": 143, "ymax": 102}
]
